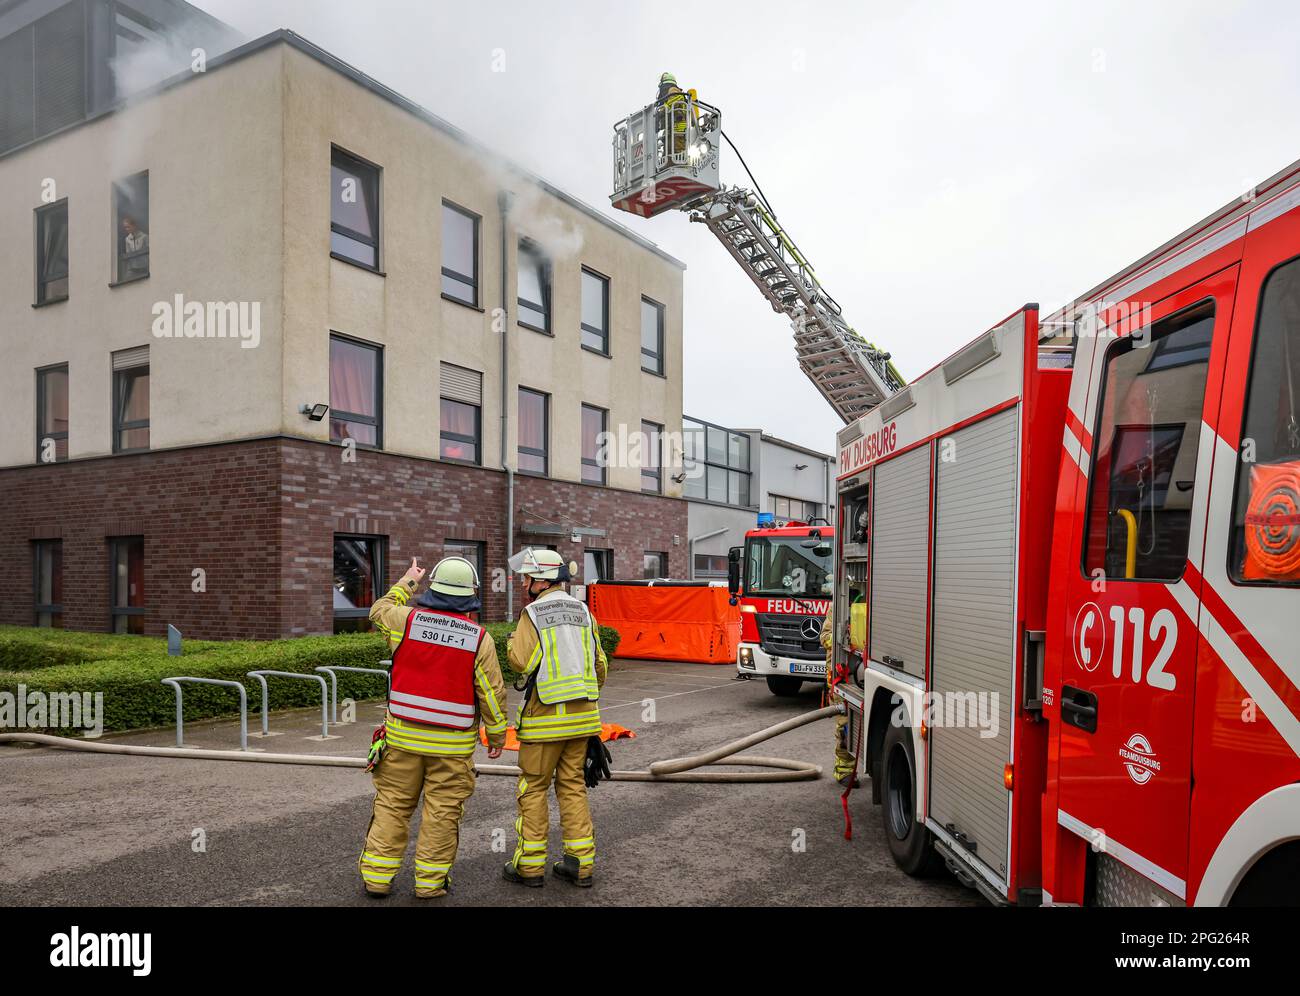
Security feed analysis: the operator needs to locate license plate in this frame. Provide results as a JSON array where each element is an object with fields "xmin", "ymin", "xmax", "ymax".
[{"xmin": 790, "ymin": 662, "xmax": 826, "ymax": 676}]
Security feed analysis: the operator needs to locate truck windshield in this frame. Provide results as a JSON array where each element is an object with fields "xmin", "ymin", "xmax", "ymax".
[{"xmin": 745, "ymin": 536, "xmax": 832, "ymax": 597}]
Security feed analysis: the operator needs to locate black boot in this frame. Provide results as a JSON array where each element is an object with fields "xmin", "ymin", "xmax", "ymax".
[
  {"xmin": 502, "ymin": 862, "xmax": 544, "ymax": 888},
  {"xmin": 551, "ymin": 854, "xmax": 593, "ymax": 888}
]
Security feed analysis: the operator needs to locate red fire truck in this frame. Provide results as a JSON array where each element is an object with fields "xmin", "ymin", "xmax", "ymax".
[
  {"xmin": 728, "ymin": 515, "xmax": 834, "ymax": 696},
  {"xmin": 831, "ymin": 160, "xmax": 1300, "ymax": 906}
]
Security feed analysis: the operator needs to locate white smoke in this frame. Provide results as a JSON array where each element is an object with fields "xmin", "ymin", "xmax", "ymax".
[{"xmin": 488, "ymin": 159, "xmax": 585, "ymax": 261}]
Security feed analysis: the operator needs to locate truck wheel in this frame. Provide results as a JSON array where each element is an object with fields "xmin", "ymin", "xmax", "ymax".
[
  {"xmin": 765, "ymin": 676, "xmax": 803, "ymax": 697},
  {"xmin": 881, "ymin": 721, "xmax": 942, "ymax": 877}
]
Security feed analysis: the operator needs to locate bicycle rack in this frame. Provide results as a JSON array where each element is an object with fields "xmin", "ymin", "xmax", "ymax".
[
  {"xmin": 314, "ymin": 666, "xmax": 391, "ymax": 724},
  {"xmin": 246, "ymin": 670, "xmax": 338, "ymax": 741},
  {"xmin": 160, "ymin": 677, "xmax": 249, "ymax": 751}
]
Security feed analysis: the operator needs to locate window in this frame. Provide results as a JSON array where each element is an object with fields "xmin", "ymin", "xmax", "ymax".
[
  {"xmin": 518, "ymin": 387, "xmax": 549, "ymax": 475},
  {"xmin": 440, "ymin": 363, "xmax": 483, "ymax": 465},
  {"xmin": 582, "ymin": 405, "xmax": 607, "ymax": 485},
  {"xmin": 518, "ymin": 240, "xmax": 551, "ymax": 332},
  {"xmin": 441, "ymin": 201, "xmax": 479, "ymax": 306},
  {"xmin": 33, "ymin": 540, "xmax": 62, "ymax": 628},
  {"xmin": 1230, "ymin": 257, "xmax": 1300, "ymax": 585},
  {"xmin": 443, "ymin": 539, "xmax": 485, "ymax": 589},
  {"xmin": 641, "ymin": 420, "xmax": 662, "ymax": 493},
  {"xmin": 36, "ymin": 364, "xmax": 68, "ymax": 463},
  {"xmin": 641, "ymin": 296, "xmax": 665, "ymax": 374},
  {"xmin": 584, "ymin": 548, "xmax": 613, "ymax": 583},
  {"xmin": 334, "ymin": 535, "xmax": 384, "ymax": 633},
  {"xmin": 110, "ymin": 536, "xmax": 145, "ymax": 634},
  {"xmin": 682, "ymin": 417, "xmax": 751, "ymax": 505},
  {"xmin": 581, "ymin": 268, "xmax": 610, "ymax": 353},
  {"xmin": 35, "ymin": 199, "xmax": 68, "ymax": 304},
  {"xmin": 113, "ymin": 172, "xmax": 149, "ymax": 283},
  {"xmin": 643, "ymin": 551, "xmax": 667, "ymax": 579},
  {"xmin": 330, "ymin": 335, "xmax": 382, "ymax": 447},
  {"xmin": 330, "ymin": 147, "xmax": 380, "ymax": 269},
  {"xmin": 1083, "ymin": 301, "xmax": 1215, "ymax": 582},
  {"xmin": 112, "ymin": 347, "xmax": 149, "ymax": 453},
  {"xmin": 694, "ymin": 553, "xmax": 729, "ymax": 580},
  {"xmin": 772, "ymin": 495, "xmax": 822, "ymax": 522}
]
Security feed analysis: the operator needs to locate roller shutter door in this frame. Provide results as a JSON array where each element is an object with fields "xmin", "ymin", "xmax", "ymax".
[
  {"xmin": 869, "ymin": 445, "xmax": 930, "ymax": 679},
  {"xmin": 928, "ymin": 405, "xmax": 1018, "ymax": 882}
]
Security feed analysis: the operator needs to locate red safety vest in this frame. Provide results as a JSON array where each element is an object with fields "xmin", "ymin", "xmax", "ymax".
[{"xmin": 389, "ymin": 609, "xmax": 483, "ymax": 729}]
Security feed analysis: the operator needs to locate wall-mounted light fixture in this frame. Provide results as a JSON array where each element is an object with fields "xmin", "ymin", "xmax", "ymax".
[{"xmin": 299, "ymin": 403, "xmax": 329, "ymax": 421}]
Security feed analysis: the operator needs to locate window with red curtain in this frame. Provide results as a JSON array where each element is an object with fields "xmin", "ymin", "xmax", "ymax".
[
  {"xmin": 440, "ymin": 397, "xmax": 480, "ymax": 463},
  {"xmin": 37, "ymin": 365, "xmax": 68, "ymax": 462},
  {"xmin": 582, "ymin": 404, "xmax": 606, "ymax": 484},
  {"xmin": 330, "ymin": 335, "xmax": 381, "ymax": 447},
  {"xmin": 518, "ymin": 387, "xmax": 548, "ymax": 475}
]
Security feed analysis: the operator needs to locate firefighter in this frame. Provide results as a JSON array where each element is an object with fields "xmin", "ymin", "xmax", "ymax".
[
  {"xmin": 502, "ymin": 548, "xmax": 608, "ymax": 889},
  {"xmin": 656, "ymin": 71, "xmax": 690, "ymax": 157},
  {"xmin": 821, "ymin": 601, "xmax": 858, "ymax": 785},
  {"xmin": 359, "ymin": 555, "xmax": 509, "ymax": 899}
]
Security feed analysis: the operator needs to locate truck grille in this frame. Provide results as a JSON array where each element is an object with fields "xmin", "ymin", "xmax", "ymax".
[{"xmin": 756, "ymin": 613, "xmax": 823, "ymax": 660}]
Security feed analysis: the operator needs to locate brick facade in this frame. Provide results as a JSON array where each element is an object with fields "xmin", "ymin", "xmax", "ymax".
[{"xmin": 0, "ymin": 438, "xmax": 687, "ymax": 639}]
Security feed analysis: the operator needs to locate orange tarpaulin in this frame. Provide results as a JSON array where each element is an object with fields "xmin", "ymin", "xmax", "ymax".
[
  {"xmin": 480, "ymin": 723, "xmax": 635, "ymax": 752},
  {"xmin": 588, "ymin": 583, "xmax": 742, "ymax": 664}
]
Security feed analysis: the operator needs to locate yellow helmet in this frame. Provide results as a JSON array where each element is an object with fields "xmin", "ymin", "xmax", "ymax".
[
  {"xmin": 428, "ymin": 555, "xmax": 479, "ymax": 596},
  {"xmin": 659, "ymin": 71, "xmax": 677, "ymax": 86}
]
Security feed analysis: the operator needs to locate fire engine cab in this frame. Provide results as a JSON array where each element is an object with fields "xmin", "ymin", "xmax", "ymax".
[
  {"xmin": 728, "ymin": 514, "xmax": 834, "ymax": 696},
  {"xmin": 831, "ymin": 159, "xmax": 1300, "ymax": 906}
]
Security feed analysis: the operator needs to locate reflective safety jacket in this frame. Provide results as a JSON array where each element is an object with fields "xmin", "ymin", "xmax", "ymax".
[
  {"xmin": 369, "ymin": 579, "xmax": 509, "ymax": 755},
  {"xmin": 509, "ymin": 587, "xmax": 608, "ymax": 743},
  {"xmin": 390, "ymin": 609, "xmax": 481, "ymax": 728}
]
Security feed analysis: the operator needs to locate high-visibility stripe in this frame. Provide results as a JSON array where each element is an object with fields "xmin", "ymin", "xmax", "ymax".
[
  {"xmin": 475, "ymin": 665, "xmax": 507, "ymax": 731},
  {"xmin": 389, "ymin": 702, "xmax": 475, "ymax": 728},
  {"xmin": 563, "ymin": 837, "xmax": 594, "ymax": 848},
  {"xmin": 390, "ymin": 689, "xmax": 476, "ymax": 715},
  {"xmin": 362, "ymin": 851, "xmax": 401, "ymax": 866}
]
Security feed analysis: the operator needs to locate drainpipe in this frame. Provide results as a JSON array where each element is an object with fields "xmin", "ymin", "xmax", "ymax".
[{"xmin": 499, "ymin": 190, "xmax": 514, "ymax": 618}]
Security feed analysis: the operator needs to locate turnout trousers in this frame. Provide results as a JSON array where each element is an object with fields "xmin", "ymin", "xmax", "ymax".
[
  {"xmin": 358, "ymin": 745, "xmax": 475, "ymax": 897},
  {"xmin": 510, "ymin": 738, "xmax": 595, "ymax": 880}
]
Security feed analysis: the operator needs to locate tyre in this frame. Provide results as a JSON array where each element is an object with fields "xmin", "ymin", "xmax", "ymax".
[
  {"xmin": 880, "ymin": 721, "xmax": 942, "ymax": 876},
  {"xmin": 765, "ymin": 676, "xmax": 803, "ymax": 697}
]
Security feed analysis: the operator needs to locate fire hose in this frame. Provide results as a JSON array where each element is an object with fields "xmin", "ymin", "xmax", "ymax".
[{"xmin": 0, "ymin": 704, "xmax": 838, "ymax": 784}]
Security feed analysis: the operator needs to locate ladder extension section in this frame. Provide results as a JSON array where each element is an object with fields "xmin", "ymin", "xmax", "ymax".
[{"xmin": 693, "ymin": 188, "xmax": 904, "ymax": 423}]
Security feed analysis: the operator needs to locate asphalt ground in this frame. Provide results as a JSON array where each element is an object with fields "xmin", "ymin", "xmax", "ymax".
[{"xmin": 0, "ymin": 659, "xmax": 980, "ymax": 907}]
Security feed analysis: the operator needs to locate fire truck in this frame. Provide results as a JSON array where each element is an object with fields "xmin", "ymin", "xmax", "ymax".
[
  {"xmin": 609, "ymin": 83, "xmax": 1298, "ymax": 904},
  {"xmin": 727, "ymin": 514, "xmax": 834, "ymax": 696},
  {"xmin": 831, "ymin": 161, "xmax": 1300, "ymax": 905}
]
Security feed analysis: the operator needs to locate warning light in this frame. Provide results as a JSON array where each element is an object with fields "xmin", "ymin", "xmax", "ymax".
[
  {"xmin": 919, "ymin": 721, "xmax": 928, "ymax": 741},
  {"xmin": 1003, "ymin": 763, "xmax": 1014, "ymax": 791}
]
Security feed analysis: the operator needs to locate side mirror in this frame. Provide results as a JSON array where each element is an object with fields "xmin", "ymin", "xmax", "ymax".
[{"xmin": 727, "ymin": 546, "xmax": 742, "ymax": 601}]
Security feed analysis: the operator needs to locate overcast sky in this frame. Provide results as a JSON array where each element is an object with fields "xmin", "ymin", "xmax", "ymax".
[{"xmin": 196, "ymin": 0, "xmax": 1300, "ymax": 453}]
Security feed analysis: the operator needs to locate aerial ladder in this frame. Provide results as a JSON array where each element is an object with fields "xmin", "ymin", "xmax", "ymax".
[{"xmin": 611, "ymin": 90, "xmax": 905, "ymax": 422}]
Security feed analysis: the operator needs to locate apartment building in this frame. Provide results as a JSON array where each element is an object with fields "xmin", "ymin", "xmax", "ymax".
[
  {"xmin": 683, "ymin": 417, "xmax": 836, "ymax": 579},
  {"xmin": 0, "ymin": 17, "xmax": 687, "ymax": 638}
]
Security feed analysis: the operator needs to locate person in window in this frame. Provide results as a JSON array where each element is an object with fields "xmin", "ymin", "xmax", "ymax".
[{"xmin": 121, "ymin": 214, "xmax": 149, "ymax": 278}]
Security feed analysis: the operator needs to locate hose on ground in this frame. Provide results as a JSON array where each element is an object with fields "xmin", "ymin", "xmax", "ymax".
[{"xmin": 0, "ymin": 704, "xmax": 839, "ymax": 784}]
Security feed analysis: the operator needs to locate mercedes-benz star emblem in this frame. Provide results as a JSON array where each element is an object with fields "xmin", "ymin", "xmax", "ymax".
[{"xmin": 800, "ymin": 617, "xmax": 823, "ymax": 641}]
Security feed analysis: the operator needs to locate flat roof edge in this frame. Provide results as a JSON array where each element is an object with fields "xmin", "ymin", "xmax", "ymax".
[{"xmin": 0, "ymin": 27, "xmax": 686, "ymax": 271}]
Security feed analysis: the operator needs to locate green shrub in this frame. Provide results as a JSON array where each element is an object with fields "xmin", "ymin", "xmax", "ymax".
[{"xmin": 0, "ymin": 622, "xmax": 621, "ymax": 734}]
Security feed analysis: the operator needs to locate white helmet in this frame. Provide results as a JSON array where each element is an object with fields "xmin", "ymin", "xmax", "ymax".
[
  {"xmin": 428, "ymin": 556, "xmax": 479, "ymax": 596},
  {"xmin": 508, "ymin": 547, "xmax": 574, "ymax": 581}
]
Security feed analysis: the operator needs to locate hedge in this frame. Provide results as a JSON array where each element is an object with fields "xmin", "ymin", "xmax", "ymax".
[{"xmin": 0, "ymin": 622, "xmax": 620, "ymax": 735}]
